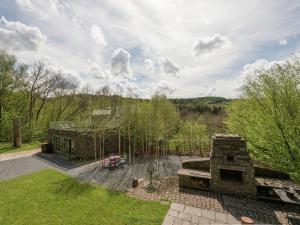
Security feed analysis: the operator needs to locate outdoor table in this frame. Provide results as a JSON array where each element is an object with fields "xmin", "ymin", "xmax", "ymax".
[{"xmin": 109, "ymin": 155, "xmax": 121, "ymax": 169}]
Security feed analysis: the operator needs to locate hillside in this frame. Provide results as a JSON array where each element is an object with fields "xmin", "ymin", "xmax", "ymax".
[{"xmin": 170, "ymin": 97, "xmax": 232, "ymax": 135}]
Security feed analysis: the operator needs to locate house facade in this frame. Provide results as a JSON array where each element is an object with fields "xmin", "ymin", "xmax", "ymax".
[{"xmin": 48, "ymin": 128, "xmax": 119, "ymax": 159}]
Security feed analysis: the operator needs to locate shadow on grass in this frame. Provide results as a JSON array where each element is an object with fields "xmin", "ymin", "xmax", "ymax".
[
  {"xmin": 106, "ymin": 188, "xmax": 123, "ymax": 197},
  {"xmin": 51, "ymin": 177, "xmax": 95, "ymax": 196}
]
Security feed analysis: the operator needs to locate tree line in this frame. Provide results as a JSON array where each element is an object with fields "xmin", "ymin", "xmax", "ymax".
[
  {"xmin": 171, "ymin": 97, "xmax": 229, "ymax": 117},
  {"xmin": 0, "ymin": 49, "xmax": 209, "ymax": 156}
]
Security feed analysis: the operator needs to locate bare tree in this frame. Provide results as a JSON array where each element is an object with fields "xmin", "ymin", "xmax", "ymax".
[
  {"xmin": 53, "ymin": 84, "xmax": 77, "ymax": 121},
  {"xmin": 23, "ymin": 62, "xmax": 63, "ymax": 139}
]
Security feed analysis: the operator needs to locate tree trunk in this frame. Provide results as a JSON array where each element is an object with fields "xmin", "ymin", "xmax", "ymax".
[
  {"xmin": 123, "ymin": 129, "xmax": 126, "ymax": 155},
  {"xmin": 188, "ymin": 129, "xmax": 191, "ymax": 156},
  {"xmin": 118, "ymin": 125, "xmax": 121, "ymax": 156},
  {"xmin": 145, "ymin": 131, "xmax": 148, "ymax": 157},
  {"xmin": 99, "ymin": 134, "xmax": 102, "ymax": 168},
  {"xmin": 102, "ymin": 132, "xmax": 105, "ymax": 158},
  {"xmin": 142, "ymin": 135, "xmax": 145, "ymax": 157},
  {"xmin": 128, "ymin": 126, "xmax": 131, "ymax": 164},
  {"xmin": 13, "ymin": 118, "xmax": 22, "ymax": 148},
  {"xmin": 94, "ymin": 133, "xmax": 97, "ymax": 161}
]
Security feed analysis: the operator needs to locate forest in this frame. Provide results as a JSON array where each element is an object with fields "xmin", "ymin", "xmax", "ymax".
[
  {"xmin": 0, "ymin": 49, "xmax": 214, "ymax": 157},
  {"xmin": 1, "ymin": 49, "xmax": 299, "ymax": 180}
]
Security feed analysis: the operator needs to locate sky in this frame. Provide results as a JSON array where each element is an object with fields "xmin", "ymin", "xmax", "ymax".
[{"xmin": 0, "ymin": 0, "xmax": 300, "ymax": 98}]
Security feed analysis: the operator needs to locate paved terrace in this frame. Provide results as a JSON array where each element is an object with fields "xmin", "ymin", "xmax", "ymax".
[
  {"xmin": 71, "ymin": 155, "xmax": 193, "ymax": 191},
  {"xmin": 130, "ymin": 185, "xmax": 300, "ymax": 225},
  {"xmin": 72, "ymin": 155, "xmax": 300, "ymax": 224},
  {"xmin": 1, "ymin": 152, "xmax": 299, "ymax": 224},
  {"xmin": 163, "ymin": 203, "xmax": 243, "ymax": 225}
]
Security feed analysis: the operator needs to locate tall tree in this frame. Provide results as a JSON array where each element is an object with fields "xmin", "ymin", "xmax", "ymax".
[
  {"xmin": 23, "ymin": 62, "xmax": 63, "ymax": 139},
  {"xmin": 226, "ymin": 58, "xmax": 300, "ymax": 174},
  {"xmin": 0, "ymin": 50, "xmax": 26, "ymax": 140}
]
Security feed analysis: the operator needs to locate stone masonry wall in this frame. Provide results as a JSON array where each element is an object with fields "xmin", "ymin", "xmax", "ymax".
[
  {"xmin": 48, "ymin": 129, "xmax": 119, "ymax": 160},
  {"xmin": 210, "ymin": 134, "xmax": 256, "ymax": 196}
]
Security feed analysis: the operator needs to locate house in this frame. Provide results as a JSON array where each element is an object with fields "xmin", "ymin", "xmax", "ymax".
[{"xmin": 48, "ymin": 108, "xmax": 122, "ymax": 159}]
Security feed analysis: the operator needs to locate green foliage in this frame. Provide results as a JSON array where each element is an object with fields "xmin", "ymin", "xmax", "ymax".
[
  {"xmin": 171, "ymin": 96, "xmax": 230, "ymax": 116},
  {"xmin": 171, "ymin": 119, "xmax": 209, "ymax": 155},
  {"xmin": 0, "ymin": 169, "xmax": 168, "ymax": 225},
  {"xmin": 118, "ymin": 94, "xmax": 180, "ymax": 158},
  {"xmin": 226, "ymin": 57, "xmax": 300, "ymax": 174},
  {"xmin": 0, "ymin": 141, "xmax": 41, "ymax": 154},
  {"xmin": 171, "ymin": 96, "xmax": 230, "ymax": 105},
  {"xmin": 0, "ymin": 50, "xmax": 25, "ymax": 141}
]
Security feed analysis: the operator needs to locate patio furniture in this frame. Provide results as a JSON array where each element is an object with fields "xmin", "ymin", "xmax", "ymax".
[
  {"xmin": 118, "ymin": 157, "xmax": 126, "ymax": 168},
  {"xmin": 109, "ymin": 155, "xmax": 120, "ymax": 170}
]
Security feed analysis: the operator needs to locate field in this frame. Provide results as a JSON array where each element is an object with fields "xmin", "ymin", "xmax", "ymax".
[{"xmin": 0, "ymin": 169, "xmax": 168, "ymax": 225}]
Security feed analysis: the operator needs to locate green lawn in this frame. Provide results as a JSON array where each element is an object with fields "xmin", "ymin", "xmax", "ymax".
[
  {"xmin": 0, "ymin": 141, "xmax": 41, "ymax": 154},
  {"xmin": 0, "ymin": 169, "xmax": 169, "ymax": 225}
]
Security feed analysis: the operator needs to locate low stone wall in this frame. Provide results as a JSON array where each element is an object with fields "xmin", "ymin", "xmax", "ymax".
[
  {"xmin": 182, "ymin": 158, "xmax": 210, "ymax": 172},
  {"xmin": 254, "ymin": 165, "xmax": 290, "ymax": 180}
]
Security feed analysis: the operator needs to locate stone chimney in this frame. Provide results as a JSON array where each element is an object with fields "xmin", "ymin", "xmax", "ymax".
[{"xmin": 210, "ymin": 134, "xmax": 256, "ymax": 196}]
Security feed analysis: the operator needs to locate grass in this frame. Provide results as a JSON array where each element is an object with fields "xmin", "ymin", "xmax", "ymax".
[
  {"xmin": 0, "ymin": 169, "xmax": 169, "ymax": 225},
  {"xmin": 0, "ymin": 141, "xmax": 41, "ymax": 154}
]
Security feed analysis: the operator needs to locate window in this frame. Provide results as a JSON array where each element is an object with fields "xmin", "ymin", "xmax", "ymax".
[
  {"xmin": 53, "ymin": 135, "xmax": 61, "ymax": 152},
  {"xmin": 63, "ymin": 137, "xmax": 73, "ymax": 156}
]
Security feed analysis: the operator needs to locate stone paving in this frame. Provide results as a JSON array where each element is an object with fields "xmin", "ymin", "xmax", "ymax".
[
  {"xmin": 162, "ymin": 203, "xmax": 241, "ymax": 225},
  {"xmin": 128, "ymin": 177, "xmax": 300, "ymax": 225},
  {"xmin": 73, "ymin": 156, "xmax": 197, "ymax": 191}
]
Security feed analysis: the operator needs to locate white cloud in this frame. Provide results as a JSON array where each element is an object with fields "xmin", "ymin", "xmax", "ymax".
[
  {"xmin": 90, "ymin": 25, "xmax": 107, "ymax": 46},
  {"xmin": 16, "ymin": 0, "xmax": 34, "ymax": 10},
  {"xmin": 155, "ymin": 80, "xmax": 176, "ymax": 95},
  {"xmin": 278, "ymin": 39, "xmax": 287, "ymax": 46},
  {"xmin": 159, "ymin": 57, "xmax": 180, "ymax": 77},
  {"xmin": 15, "ymin": 0, "xmax": 65, "ymax": 20},
  {"xmin": 193, "ymin": 34, "xmax": 231, "ymax": 57},
  {"xmin": 88, "ymin": 62, "xmax": 110, "ymax": 79},
  {"xmin": 240, "ymin": 59, "xmax": 284, "ymax": 79},
  {"xmin": 15, "ymin": 0, "xmax": 36, "ymax": 12},
  {"xmin": 7, "ymin": 0, "xmax": 300, "ymax": 98},
  {"xmin": 144, "ymin": 58, "xmax": 155, "ymax": 74},
  {"xmin": 0, "ymin": 16, "xmax": 46, "ymax": 51},
  {"xmin": 111, "ymin": 78, "xmax": 148, "ymax": 97},
  {"xmin": 206, "ymin": 87, "xmax": 217, "ymax": 96},
  {"xmin": 110, "ymin": 48, "xmax": 132, "ymax": 78},
  {"xmin": 233, "ymin": 58, "xmax": 287, "ymax": 95},
  {"xmin": 46, "ymin": 63, "xmax": 82, "ymax": 89}
]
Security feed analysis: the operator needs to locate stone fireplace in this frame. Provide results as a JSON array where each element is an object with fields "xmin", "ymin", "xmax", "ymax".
[
  {"xmin": 210, "ymin": 134, "xmax": 256, "ymax": 196},
  {"xmin": 178, "ymin": 134, "xmax": 300, "ymax": 202}
]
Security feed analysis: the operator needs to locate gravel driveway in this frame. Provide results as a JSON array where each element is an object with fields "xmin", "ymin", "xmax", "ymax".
[
  {"xmin": 0, "ymin": 152, "xmax": 77, "ymax": 181},
  {"xmin": 0, "ymin": 156, "xmax": 52, "ymax": 180}
]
